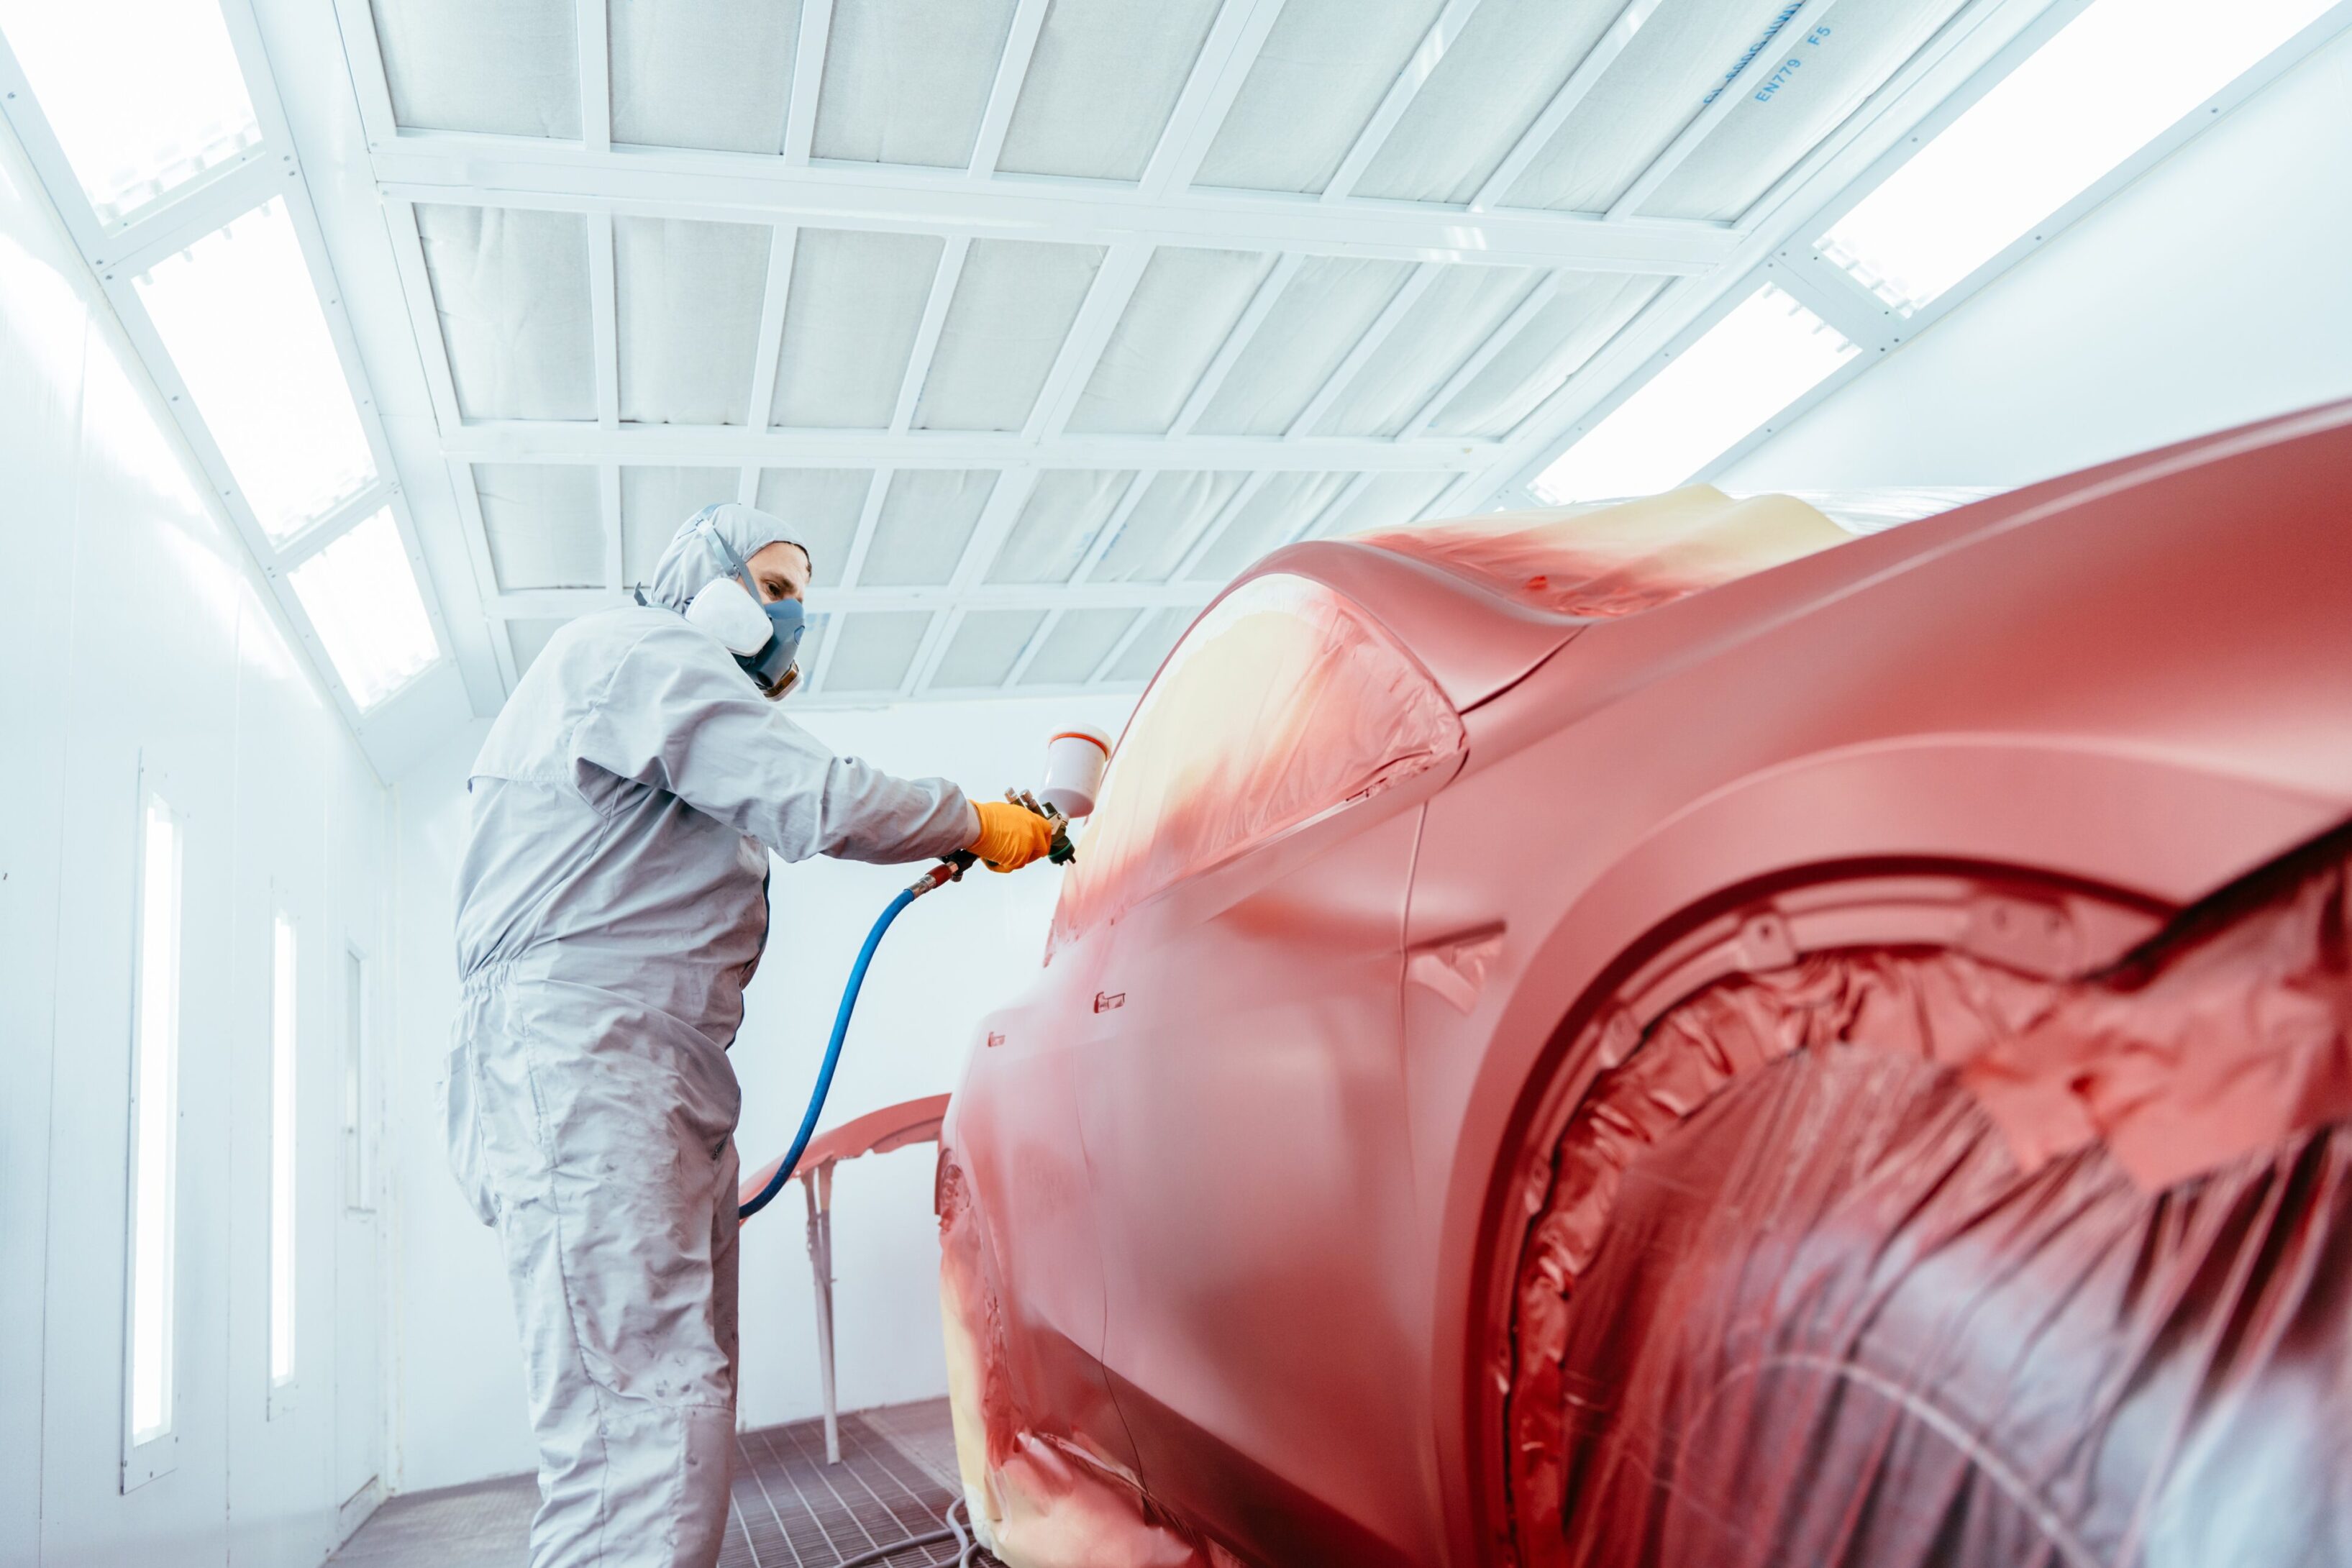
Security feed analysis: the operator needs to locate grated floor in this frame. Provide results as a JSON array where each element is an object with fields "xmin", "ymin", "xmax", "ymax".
[{"xmin": 332, "ymin": 1400, "xmax": 998, "ymax": 1568}]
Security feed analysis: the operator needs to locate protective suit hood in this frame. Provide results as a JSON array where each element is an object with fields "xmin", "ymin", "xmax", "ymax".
[{"xmin": 644, "ymin": 502, "xmax": 811, "ymax": 611}]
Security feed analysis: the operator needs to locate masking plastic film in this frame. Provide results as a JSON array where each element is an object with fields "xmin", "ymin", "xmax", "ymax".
[
  {"xmin": 1052, "ymin": 575, "xmax": 1463, "ymax": 953},
  {"xmin": 1502, "ymin": 833, "xmax": 2352, "ymax": 1567},
  {"xmin": 1357, "ymin": 486, "xmax": 1850, "ymax": 617}
]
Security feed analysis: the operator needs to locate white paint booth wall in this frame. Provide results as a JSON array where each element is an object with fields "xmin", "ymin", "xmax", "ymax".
[
  {"xmin": 1722, "ymin": 22, "xmax": 2352, "ymax": 493},
  {"xmin": 386, "ymin": 693, "xmax": 1134, "ymax": 1491},
  {"xmin": 0, "ymin": 120, "xmax": 395, "ymax": 1568}
]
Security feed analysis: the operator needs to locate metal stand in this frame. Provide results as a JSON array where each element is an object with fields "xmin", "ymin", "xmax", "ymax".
[{"xmin": 803, "ymin": 1162, "xmax": 840, "ymax": 1464}]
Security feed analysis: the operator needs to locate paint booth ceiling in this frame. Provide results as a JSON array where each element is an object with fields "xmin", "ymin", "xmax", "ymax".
[{"xmin": 321, "ymin": 0, "xmax": 2013, "ymax": 721}]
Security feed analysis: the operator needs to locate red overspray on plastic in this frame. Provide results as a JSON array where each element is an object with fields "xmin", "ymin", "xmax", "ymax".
[{"xmin": 1505, "ymin": 834, "xmax": 2352, "ymax": 1567}]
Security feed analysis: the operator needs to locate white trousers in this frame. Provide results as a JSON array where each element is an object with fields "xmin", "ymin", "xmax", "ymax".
[{"xmin": 447, "ymin": 970, "xmax": 743, "ymax": 1568}]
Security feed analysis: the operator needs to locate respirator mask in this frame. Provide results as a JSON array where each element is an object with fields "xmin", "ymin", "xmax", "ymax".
[{"xmin": 681, "ymin": 519, "xmax": 809, "ymax": 700}]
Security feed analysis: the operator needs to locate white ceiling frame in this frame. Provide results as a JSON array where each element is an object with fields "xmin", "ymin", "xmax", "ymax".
[
  {"xmin": 806, "ymin": 604, "xmax": 846, "ymax": 695},
  {"xmin": 893, "ymin": 236, "xmax": 970, "ymax": 433},
  {"xmin": 1070, "ymin": 470, "xmax": 1155, "ymax": 583},
  {"xmin": 1322, "ymin": 0, "xmax": 1489, "ymax": 203},
  {"xmin": 366, "ymin": 136, "xmax": 1735, "ymax": 273},
  {"xmin": 1469, "ymin": 0, "xmax": 1674, "ymax": 211},
  {"xmin": 1169, "ymin": 468, "xmax": 1275, "ymax": 582},
  {"xmin": 969, "ymin": 0, "xmax": 1052, "ymax": 177},
  {"xmin": 575, "ymin": 0, "xmax": 611, "ymax": 154},
  {"xmin": 1026, "ymin": 242, "xmax": 1155, "ymax": 438},
  {"xmin": 838, "ymin": 468, "xmax": 893, "ymax": 586},
  {"xmin": 782, "ymin": 0, "xmax": 834, "ymax": 166},
  {"xmin": 1001, "ymin": 609, "xmax": 1064, "ymax": 686},
  {"xmin": 1399, "ymin": 270, "xmax": 1564, "ymax": 438},
  {"xmin": 1086, "ymin": 605, "xmax": 1167, "ymax": 684},
  {"xmin": 1605, "ymin": 0, "xmax": 1836, "ymax": 220},
  {"xmin": 1285, "ymin": 266, "xmax": 1439, "ymax": 437},
  {"xmin": 1139, "ymin": 0, "xmax": 1287, "ymax": 199},
  {"xmin": 738, "ymin": 222, "xmax": 799, "ymax": 503},
  {"xmin": 440, "ymin": 424, "xmax": 1493, "ymax": 470},
  {"xmin": 1167, "ymin": 251, "xmax": 1300, "ymax": 438}
]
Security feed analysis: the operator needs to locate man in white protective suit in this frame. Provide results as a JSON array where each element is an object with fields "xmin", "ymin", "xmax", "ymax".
[{"xmin": 446, "ymin": 502, "xmax": 1053, "ymax": 1567}]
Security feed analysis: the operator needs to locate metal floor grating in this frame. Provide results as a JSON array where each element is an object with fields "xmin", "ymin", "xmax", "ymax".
[
  {"xmin": 724, "ymin": 1410, "xmax": 997, "ymax": 1568},
  {"xmin": 331, "ymin": 1405, "xmax": 999, "ymax": 1568}
]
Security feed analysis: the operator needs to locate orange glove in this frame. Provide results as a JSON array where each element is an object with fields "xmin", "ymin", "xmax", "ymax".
[{"xmin": 968, "ymin": 799, "xmax": 1055, "ymax": 872}]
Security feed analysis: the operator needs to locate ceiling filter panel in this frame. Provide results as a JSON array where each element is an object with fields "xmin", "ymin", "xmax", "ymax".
[
  {"xmin": 988, "ymin": 470, "xmax": 1137, "ymax": 585},
  {"xmin": 1428, "ymin": 274, "xmax": 1667, "ymax": 437},
  {"xmin": 475, "ymin": 464, "xmax": 603, "ymax": 590},
  {"xmin": 615, "ymin": 217, "xmax": 771, "ymax": 425},
  {"xmin": 860, "ymin": 470, "xmax": 999, "ymax": 585},
  {"xmin": 1194, "ymin": 0, "xmax": 1449, "ymax": 193},
  {"xmin": 1503, "ymin": 0, "xmax": 1784, "ymax": 212},
  {"xmin": 1090, "ymin": 470, "xmax": 1248, "ymax": 583},
  {"xmin": 914, "ymin": 240, "xmax": 1105, "ymax": 432},
  {"xmin": 1644, "ymin": 0, "xmax": 1970, "ymax": 221},
  {"xmin": 1018, "ymin": 608, "xmax": 1140, "ymax": 686},
  {"xmin": 1311, "ymin": 265, "xmax": 1545, "ymax": 437},
  {"xmin": 1193, "ymin": 257, "xmax": 1415, "ymax": 436},
  {"xmin": 619, "ymin": 466, "xmax": 739, "ymax": 584},
  {"xmin": 822, "ymin": 611, "xmax": 932, "ymax": 693},
  {"xmin": 1185, "ymin": 471, "xmax": 1354, "ymax": 582},
  {"xmin": 755, "ymin": 469, "xmax": 875, "ymax": 589},
  {"xmin": 414, "ymin": 204, "xmax": 596, "ymax": 421},
  {"xmin": 373, "ymin": 0, "xmax": 581, "ymax": 137},
  {"xmin": 997, "ymin": 0, "xmax": 1226, "ymax": 180},
  {"xmin": 770, "ymin": 228, "xmax": 944, "ymax": 430},
  {"xmin": 813, "ymin": 0, "xmax": 1018, "ymax": 168},
  {"xmin": 932, "ymin": 609, "xmax": 1049, "ymax": 688},
  {"xmin": 1354, "ymin": 0, "xmax": 1619, "ymax": 203},
  {"xmin": 1067, "ymin": 248, "xmax": 1273, "ymax": 435},
  {"xmin": 1314, "ymin": 472, "xmax": 1460, "ymax": 538},
  {"xmin": 608, "ymin": 0, "xmax": 803, "ymax": 152}
]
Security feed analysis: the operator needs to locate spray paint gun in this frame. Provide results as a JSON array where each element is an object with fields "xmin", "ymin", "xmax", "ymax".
[{"xmin": 909, "ymin": 726, "xmax": 1111, "ymax": 897}]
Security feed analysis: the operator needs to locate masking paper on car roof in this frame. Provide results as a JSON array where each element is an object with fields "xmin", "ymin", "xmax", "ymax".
[
  {"xmin": 1357, "ymin": 485, "xmax": 1850, "ymax": 616},
  {"xmin": 1503, "ymin": 832, "xmax": 2352, "ymax": 1567},
  {"xmin": 1052, "ymin": 574, "xmax": 1462, "ymax": 952}
]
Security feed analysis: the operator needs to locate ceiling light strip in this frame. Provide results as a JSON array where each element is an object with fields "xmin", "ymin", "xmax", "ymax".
[
  {"xmin": 892, "ymin": 236, "xmax": 970, "ymax": 434},
  {"xmin": 1285, "ymin": 265, "xmax": 1440, "ymax": 438},
  {"xmin": 1607, "ymin": 0, "xmax": 1833, "ymax": 221},
  {"xmin": 437, "ymin": 424, "xmax": 1492, "ymax": 471},
  {"xmin": 1399, "ymin": 270, "xmax": 1565, "ymax": 438},
  {"xmin": 1470, "ymin": 0, "xmax": 1672, "ymax": 211},
  {"xmin": 781, "ymin": 0, "xmax": 834, "ymax": 167},
  {"xmin": 969, "ymin": 0, "xmax": 1051, "ymax": 178},
  {"xmin": 1167, "ymin": 251, "xmax": 1302, "ymax": 438},
  {"xmin": 369, "ymin": 140, "xmax": 1735, "ymax": 273},
  {"xmin": 1323, "ymin": 0, "xmax": 1489, "ymax": 203},
  {"xmin": 1027, "ymin": 242, "xmax": 1155, "ymax": 438},
  {"xmin": 1139, "ymin": 0, "xmax": 1287, "ymax": 199},
  {"xmin": 575, "ymin": 0, "xmax": 611, "ymax": 155}
]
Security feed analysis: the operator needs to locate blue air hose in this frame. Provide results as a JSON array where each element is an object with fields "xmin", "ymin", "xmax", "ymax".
[{"xmin": 737, "ymin": 884, "xmax": 921, "ymax": 1221}]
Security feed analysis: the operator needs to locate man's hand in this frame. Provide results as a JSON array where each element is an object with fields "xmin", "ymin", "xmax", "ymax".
[{"xmin": 968, "ymin": 799, "xmax": 1056, "ymax": 872}]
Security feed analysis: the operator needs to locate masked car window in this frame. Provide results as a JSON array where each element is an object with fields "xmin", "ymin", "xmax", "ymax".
[{"xmin": 1051, "ymin": 573, "xmax": 1463, "ymax": 954}]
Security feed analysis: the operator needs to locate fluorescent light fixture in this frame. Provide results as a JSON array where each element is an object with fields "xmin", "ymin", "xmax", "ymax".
[
  {"xmin": 288, "ymin": 509, "xmax": 441, "ymax": 709},
  {"xmin": 127, "ymin": 791, "xmax": 183, "ymax": 1451},
  {"xmin": 134, "ymin": 199, "xmax": 375, "ymax": 541},
  {"xmin": 269, "ymin": 913, "xmax": 297, "ymax": 1392},
  {"xmin": 1821, "ymin": 0, "xmax": 2337, "ymax": 314},
  {"xmin": 0, "ymin": 0, "xmax": 261, "ymax": 224},
  {"xmin": 1533, "ymin": 286, "xmax": 1858, "ymax": 504}
]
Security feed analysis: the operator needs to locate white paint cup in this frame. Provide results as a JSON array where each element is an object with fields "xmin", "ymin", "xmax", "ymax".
[{"xmin": 1039, "ymin": 726, "xmax": 1112, "ymax": 820}]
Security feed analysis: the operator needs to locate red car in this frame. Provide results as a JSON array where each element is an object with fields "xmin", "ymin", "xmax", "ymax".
[{"xmin": 937, "ymin": 404, "xmax": 2352, "ymax": 1568}]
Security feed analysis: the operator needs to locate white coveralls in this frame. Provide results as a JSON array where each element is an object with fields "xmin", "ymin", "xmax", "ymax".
[{"xmin": 447, "ymin": 505, "xmax": 975, "ymax": 1567}]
